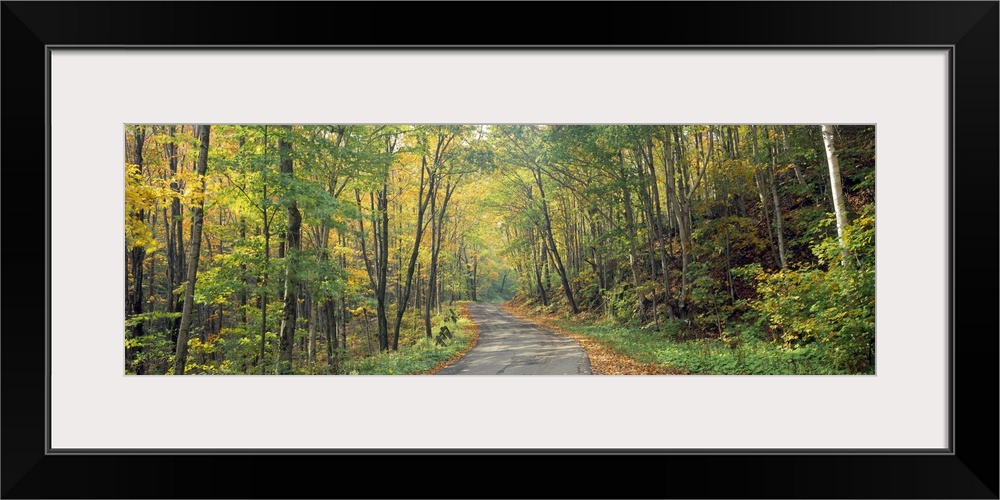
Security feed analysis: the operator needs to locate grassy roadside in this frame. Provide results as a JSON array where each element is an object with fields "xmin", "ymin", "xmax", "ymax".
[
  {"xmin": 345, "ymin": 302, "xmax": 479, "ymax": 375},
  {"xmin": 503, "ymin": 301, "xmax": 846, "ymax": 375},
  {"xmin": 426, "ymin": 303, "xmax": 480, "ymax": 375}
]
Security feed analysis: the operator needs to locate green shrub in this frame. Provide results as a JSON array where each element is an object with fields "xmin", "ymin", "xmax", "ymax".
[
  {"xmin": 739, "ymin": 210, "xmax": 875, "ymax": 374},
  {"xmin": 343, "ymin": 315, "xmax": 474, "ymax": 375}
]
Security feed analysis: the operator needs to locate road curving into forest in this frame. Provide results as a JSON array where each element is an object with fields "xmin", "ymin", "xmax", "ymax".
[{"xmin": 436, "ymin": 303, "xmax": 591, "ymax": 375}]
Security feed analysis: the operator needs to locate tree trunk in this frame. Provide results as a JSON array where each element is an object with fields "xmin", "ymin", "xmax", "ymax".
[
  {"xmin": 377, "ymin": 189, "xmax": 390, "ymax": 352},
  {"xmin": 277, "ymin": 126, "xmax": 301, "ymax": 374},
  {"xmin": 147, "ymin": 206, "xmax": 156, "ymax": 315},
  {"xmin": 634, "ymin": 145, "xmax": 660, "ymax": 329},
  {"xmin": 259, "ymin": 201, "xmax": 270, "ymax": 374},
  {"xmin": 664, "ymin": 127, "xmax": 690, "ymax": 316},
  {"xmin": 357, "ymin": 180, "xmax": 391, "ymax": 352},
  {"xmin": 530, "ymin": 227, "xmax": 548, "ymax": 305},
  {"xmin": 395, "ymin": 153, "xmax": 431, "ymax": 347},
  {"xmin": 423, "ymin": 174, "xmax": 439, "ymax": 339},
  {"xmin": 166, "ymin": 125, "xmax": 184, "ymax": 346},
  {"xmin": 621, "ymin": 178, "xmax": 645, "ymax": 319},
  {"xmin": 533, "ymin": 164, "xmax": 579, "ymax": 314},
  {"xmin": 471, "ymin": 255, "xmax": 478, "ymax": 301},
  {"xmin": 666, "ymin": 125, "xmax": 713, "ymax": 317},
  {"xmin": 724, "ymin": 226, "xmax": 736, "ymax": 302},
  {"xmin": 425, "ymin": 175, "xmax": 458, "ymax": 334},
  {"xmin": 172, "ymin": 125, "xmax": 210, "ymax": 375},
  {"xmin": 821, "ymin": 125, "xmax": 851, "ymax": 265},
  {"xmin": 766, "ymin": 133, "xmax": 788, "ymax": 269},
  {"xmin": 649, "ymin": 133, "xmax": 674, "ymax": 320},
  {"xmin": 239, "ymin": 219, "xmax": 248, "ymax": 325},
  {"xmin": 308, "ymin": 293, "xmax": 317, "ymax": 366},
  {"xmin": 325, "ymin": 300, "xmax": 338, "ymax": 372},
  {"xmin": 750, "ymin": 126, "xmax": 780, "ymax": 267},
  {"xmin": 126, "ymin": 126, "xmax": 147, "ymax": 373}
]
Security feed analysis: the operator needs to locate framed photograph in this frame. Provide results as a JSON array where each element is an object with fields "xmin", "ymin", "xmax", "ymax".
[{"xmin": 3, "ymin": 2, "xmax": 996, "ymax": 498}]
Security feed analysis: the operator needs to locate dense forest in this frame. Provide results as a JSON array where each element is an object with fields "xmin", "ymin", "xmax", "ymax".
[{"xmin": 125, "ymin": 124, "xmax": 875, "ymax": 375}]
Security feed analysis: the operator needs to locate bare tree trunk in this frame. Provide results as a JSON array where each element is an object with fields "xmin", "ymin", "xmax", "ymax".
[
  {"xmin": 172, "ymin": 125, "xmax": 210, "ymax": 375},
  {"xmin": 821, "ymin": 125, "xmax": 851, "ymax": 265}
]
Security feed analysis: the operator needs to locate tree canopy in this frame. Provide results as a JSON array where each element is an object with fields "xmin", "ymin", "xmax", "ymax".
[{"xmin": 125, "ymin": 124, "xmax": 875, "ymax": 375}]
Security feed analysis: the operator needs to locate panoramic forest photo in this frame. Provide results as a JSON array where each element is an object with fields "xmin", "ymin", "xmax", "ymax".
[{"xmin": 124, "ymin": 124, "xmax": 875, "ymax": 375}]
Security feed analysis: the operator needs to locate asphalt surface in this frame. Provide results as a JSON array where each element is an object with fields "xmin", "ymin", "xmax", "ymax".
[{"xmin": 435, "ymin": 303, "xmax": 592, "ymax": 375}]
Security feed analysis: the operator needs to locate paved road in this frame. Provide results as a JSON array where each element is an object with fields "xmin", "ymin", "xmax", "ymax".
[{"xmin": 436, "ymin": 303, "xmax": 591, "ymax": 375}]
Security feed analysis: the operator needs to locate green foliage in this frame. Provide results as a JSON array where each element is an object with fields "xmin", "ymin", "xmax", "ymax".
[
  {"xmin": 572, "ymin": 270, "xmax": 602, "ymax": 309},
  {"xmin": 221, "ymin": 327, "xmax": 279, "ymax": 374},
  {"xmin": 124, "ymin": 329, "xmax": 176, "ymax": 375},
  {"xmin": 786, "ymin": 206, "xmax": 836, "ymax": 251},
  {"xmin": 556, "ymin": 318, "xmax": 843, "ymax": 375},
  {"xmin": 606, "ymin": 281, "xmax": 641, "ymax": 325},
  {"xmin": 125, "ymin": 310, "xmax": 182, "ymax": 329},
  {"xmin": 688, "ymin": 262, "xmax": 732, "ymax": 335},
  {"xmin": 344, "ymin": 315, "xmax": 474, "ymax": 375},
  {"xmin": 739, "ymin": 208, "xmax": 875, "ymax": 373}
]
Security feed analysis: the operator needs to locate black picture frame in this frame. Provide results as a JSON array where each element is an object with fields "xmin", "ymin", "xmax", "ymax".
[{"xmin": 3, "ymin": 2, "xmax": 996, "ymax": 498}]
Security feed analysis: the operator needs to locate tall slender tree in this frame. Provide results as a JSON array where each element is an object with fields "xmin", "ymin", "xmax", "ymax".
[
  {"xmin": 821, "ymin": 124, "xmax": 850, "ymax": 265},
  {"xmin": 164, "ymin": 125, "xmax": 185, "ymax": 345},
  {"xmin": 276, "ymin": 126, "xmax": 302, "ymax": 373},
  {"xmin": 125, "ymin": 126, "xmax": 148, "ymax": 372},
  {"xmin": 173, "ymin": 125, "xmax": 211, "ymax": 375}
]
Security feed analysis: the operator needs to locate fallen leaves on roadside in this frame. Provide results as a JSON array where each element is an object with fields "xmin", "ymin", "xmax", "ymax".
[{"xmin": 501, "ymin": 303, "xmax": 683, "ymax": 375}]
